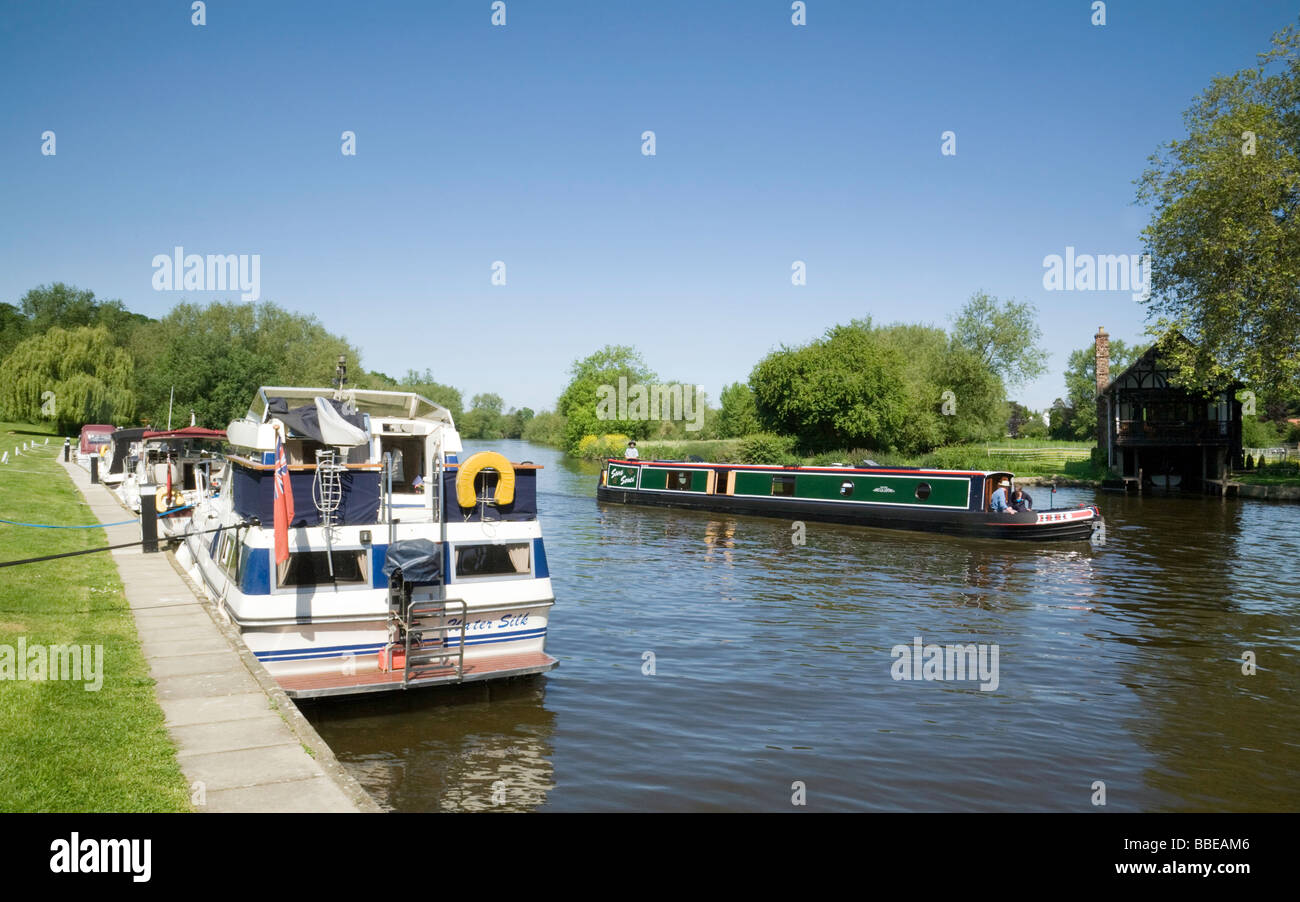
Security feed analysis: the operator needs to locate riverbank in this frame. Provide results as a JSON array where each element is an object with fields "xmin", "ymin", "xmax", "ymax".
[
  {"xmin": 55, "ymin": 455, "xmax": 377, "ymax": 812},
  {"xmin": 0, "ymin": 437, "xmax": 191, "ymax": 811}
]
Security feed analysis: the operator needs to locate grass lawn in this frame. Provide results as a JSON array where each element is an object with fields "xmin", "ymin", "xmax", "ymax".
[
  {"xmin": 1234, "ymin": 471, "xmax": 1300, "ymax": 486},
  {"xmin": 0, "ymin": 428, "xmax": 191, "ymax": 812}
]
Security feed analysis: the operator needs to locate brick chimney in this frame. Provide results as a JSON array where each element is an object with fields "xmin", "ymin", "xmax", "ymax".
[{"xmin": 1095, "ymin": 327, "xmax": 1109, "ymax": 448}]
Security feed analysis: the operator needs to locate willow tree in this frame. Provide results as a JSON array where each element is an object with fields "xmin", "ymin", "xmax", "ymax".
[
  {"xmin": 1137, "ymin": 24, "xmax": 1300, "ymax": 397},
  {"xmin": 0, "ymin": 326, "xmax": 137, "ymax": 431}
]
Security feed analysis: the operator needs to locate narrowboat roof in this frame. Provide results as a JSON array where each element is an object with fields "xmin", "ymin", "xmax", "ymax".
[
  {"xmin": 250, "ymin": 387, "xmax": 454, "ymax": 425},
  {"xmin": 607, "ymin": 458, "xmax": 1011, "ymax": 479}
]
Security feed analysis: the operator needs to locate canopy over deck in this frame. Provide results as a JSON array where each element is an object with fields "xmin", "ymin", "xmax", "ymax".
[{"xmin": 250, "ymin": 387, "xmax": 455, "ymax": 426}]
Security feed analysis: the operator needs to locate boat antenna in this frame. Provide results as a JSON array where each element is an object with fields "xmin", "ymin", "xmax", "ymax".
[{"xmin": 335, "ymin": 355, "xmax": 347, "ymax": 394}]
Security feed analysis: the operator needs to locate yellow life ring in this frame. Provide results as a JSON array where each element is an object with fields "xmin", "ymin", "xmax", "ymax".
[{"xmin": 455, "ymin": 452, "xmax": 515, "ymax": 508}]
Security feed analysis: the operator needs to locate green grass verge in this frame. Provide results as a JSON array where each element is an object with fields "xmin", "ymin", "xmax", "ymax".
[
  {"xmin": 1234, "ymin": 472, "xmax": 1300, "ymax": 486},
  {"xmin": 0, "ymin": 432, "xmax": 191, "ymax": 812}
]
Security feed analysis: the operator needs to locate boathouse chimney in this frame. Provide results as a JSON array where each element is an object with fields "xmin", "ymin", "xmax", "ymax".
[{"xmin": 1095, "ymin": 327, "xmax": 1109, "ymax": 448}]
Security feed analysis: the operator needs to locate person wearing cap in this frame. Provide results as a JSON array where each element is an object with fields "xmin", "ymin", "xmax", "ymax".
[
  {"xmin": 990, "ymin": 478, "xmax": 1014, "ymax": 513},
  {"xmin": 625, "ymin": 440, "xmax": 639, "ymax": 460}
]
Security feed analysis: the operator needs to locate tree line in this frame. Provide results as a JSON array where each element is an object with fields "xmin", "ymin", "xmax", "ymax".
[{"xmin": 0, "ymin": 284, "xmax": 526, "ymax": 438}]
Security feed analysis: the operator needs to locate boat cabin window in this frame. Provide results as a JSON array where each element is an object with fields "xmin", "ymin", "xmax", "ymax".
[
  {"xmin": 380, "ymin": 437, "xmax": 425, "ymax": 489},
  {"xmin": 666, "ymin": 469, "xmax": 693, "ymax": 490},
  {"xmin": 839, "ymin": 481, "xmax": 854, "ymax": 497},
  {"xmin": 455, "ymin": 542, "xmax": 530, "ymax": 579},
  {"xmin": 218, "ymin": 531, "xmax": 241, "ymax": 577},
  {"xmin": 915, "ymin": 482, "xmax": 931, "ymax": 500},
  {"xmin": 771, "ymin": 475, "xmax": 796, "ymax": 496},
  {"xmin": 277, "ymin": 549, "xmax": 368, "ymax": 587}
]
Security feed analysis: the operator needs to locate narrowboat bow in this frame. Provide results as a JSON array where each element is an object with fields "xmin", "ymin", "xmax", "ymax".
[{"xmin": 597, "ymin": 459, "xmax": 1101, "ymax": 542}]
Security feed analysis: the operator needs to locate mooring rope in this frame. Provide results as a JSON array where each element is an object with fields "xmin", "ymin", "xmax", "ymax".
[
  {"xmin": 0, "ymin": 504, "xmax": 196, "ymax": 530},
  {"xmin": 0, "ymin": 520, "xmax": 241, "ymax": 569}
]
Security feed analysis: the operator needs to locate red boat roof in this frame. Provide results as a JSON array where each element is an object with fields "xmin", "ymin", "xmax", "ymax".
[
  {"xmin": 142, "ymin": 426, "xmax": 227, "ymax": 441},
  {"xmin": 606, "ymin": 458, "xmax": 996, "ymax": 477}
]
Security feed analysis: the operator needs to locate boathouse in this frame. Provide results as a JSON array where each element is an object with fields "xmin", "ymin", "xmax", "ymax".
[{"xmin": 1094, "ymin": 328, "xmax": 1242, "ymax": 488}]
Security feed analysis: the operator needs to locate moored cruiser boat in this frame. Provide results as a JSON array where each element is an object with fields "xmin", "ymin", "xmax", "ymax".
[
  {"xmin": 117, "ymin": 426, "xmax": 226, "ymax": 538},
  {"xmin": 101, "ymin": 427, "xmax": 146, "ymax": 488},
  {"xmin": 74, "ymin": 424, "xmax": 115, "ymax": 471},
  {"xmin": 177, "ymin": 383, "xmax": 558, "ymax": 698},
  {"xmin": 597, "ymin": 459, "xmax": 1102, "ymax": 542}
]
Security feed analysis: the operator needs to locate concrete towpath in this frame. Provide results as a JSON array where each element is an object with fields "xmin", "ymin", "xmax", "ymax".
[{"xmin": 58, "ymin": 456, "xmax": 378, "ymax": 813}]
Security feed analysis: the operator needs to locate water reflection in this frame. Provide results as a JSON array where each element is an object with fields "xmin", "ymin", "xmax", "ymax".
[{"xmin": 302, "ymin": 678, "xmax": 556, "ymax": 812}]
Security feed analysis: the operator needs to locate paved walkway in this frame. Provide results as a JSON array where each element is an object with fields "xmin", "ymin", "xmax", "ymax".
[{"xmin": 58, "ymin": 457, "xmax": 378, "ymax": 813}]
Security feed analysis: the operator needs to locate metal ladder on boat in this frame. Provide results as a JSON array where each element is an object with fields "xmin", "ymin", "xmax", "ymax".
[
  {"xmin": 388, "ymin": 582, "xmax": 467, "ymax": 687},
  {"xmin": 313, "ymin": 450, "xmax": 344, "ymax": 577}
]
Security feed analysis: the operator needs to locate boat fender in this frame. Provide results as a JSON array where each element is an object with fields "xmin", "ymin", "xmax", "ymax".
[
  {"xmin": 456, "ymin": 451, "xmax": 515, "ymax": 507},
  {"xmin": 155, "ymin": 489, "xmax": 186, "ymax": 512}
]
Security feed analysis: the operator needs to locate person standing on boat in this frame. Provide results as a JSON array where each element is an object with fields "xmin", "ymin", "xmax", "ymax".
[
  {"xmin": 1011, "ymin": 487, "xmax": 1033, "ymax": 511},
  {"xmin": 990, "ymin": 478, "xmax": 1015, "ymax": 514},
  {"xmin": 625, "ymin": 441, "xmax": 639, "ymax": 460}
]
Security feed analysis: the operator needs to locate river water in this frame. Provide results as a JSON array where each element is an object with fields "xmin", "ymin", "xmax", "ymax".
[{"xmin": 304, "ymin": 439, "xmax": 1300, "ymax": 811}]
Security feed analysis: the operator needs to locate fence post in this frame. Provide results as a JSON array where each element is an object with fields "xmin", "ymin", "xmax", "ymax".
[
  {"xmin": 140, "ymin": 486, "xmax": 158, "ymax": 553},
  {"xmin": 89, "ymin": 454, "xmax": 99, "ymax": 484}
]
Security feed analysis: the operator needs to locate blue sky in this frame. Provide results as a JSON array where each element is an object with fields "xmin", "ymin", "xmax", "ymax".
[{"xmin": 2, "ymin": 1, "xmax": 1295, "ymax": 415}]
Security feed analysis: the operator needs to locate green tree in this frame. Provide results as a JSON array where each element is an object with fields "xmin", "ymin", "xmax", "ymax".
[
  {"xmin": 0, "ymin": 326, "xmax": 137, "ymax": 431},
  {"xmin": 133, "ymin": 301, "xmax": 362, "ymax": 428},
  {"xmin": 555, "ymin": 345, "xmax": 657, "ymax": 453},
  {"xmin": 950, "ymin": 291, "xmax": 1048, "ymax": 390},
  {"xmin": 16, "ymin": 282, "xmax": 148, "ymax": 338},
  {"xmin": 0, "ymin": 302, "xmax": 27, "ymax": 361},
  {"xmin": 522, "ymin": 410, "xmax": 566, "ymax": 446},
  {"xmin": 459, "ymin": 393, "xmax": 506, "ymax": 439},
  {"xmin": 1137, "ymin": 24, "xmax": 1300, "ymax": 398},
  {"xmin": 1059, "ymin": 339, "xmax": 1142, "ymax": 441},
  {"xmin": 503, "ymin": 407, "xmax": 535, "ymax": 438},
  {"xmin": 715, "ymin": 381, "xmax": 760, "ymax": 438},
  {"xmin": 750, "ymin": 320, "xmax": 910, "ymax": 452}
]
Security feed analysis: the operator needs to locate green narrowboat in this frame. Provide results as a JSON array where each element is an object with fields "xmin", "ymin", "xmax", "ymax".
[{"xmin": 597, "ymin": 459, "xmax": 1102, "ymax": 542}]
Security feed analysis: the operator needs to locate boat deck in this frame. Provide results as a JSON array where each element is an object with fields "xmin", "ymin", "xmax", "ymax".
[{"xmin": 276, "ymin": 650, "xmax": 559, "ymax": 698}]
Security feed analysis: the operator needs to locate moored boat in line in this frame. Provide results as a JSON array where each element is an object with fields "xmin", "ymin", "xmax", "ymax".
[
  {"xmin": 597, "ymin": 458, "xmax": 1102, "ymax": 542},
  {"xmin": 176, "ymin": 382, "xmax": 559, "ymax": 698}
]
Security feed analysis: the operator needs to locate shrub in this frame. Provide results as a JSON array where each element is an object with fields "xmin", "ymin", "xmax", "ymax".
[{"xmin": 737, "ymin": 432, "xmax": 794, "ymax": 464}]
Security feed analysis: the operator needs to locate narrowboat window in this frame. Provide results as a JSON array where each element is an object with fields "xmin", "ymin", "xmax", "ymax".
[
  {"xmin": 277, "ymin": 549, "xmax": 368, "ymax": 587},
  {"xmin": 839, "ymin": 481, "xmax": 854, "ymax": 497},
  {"xmin": 455, "ymin": 542, "xmax": 531, "ymax": 578},
  {"xmin": 915, "ymin": 482, "xmax": 932, "ymax": 500},
  {"xmin": 666, "ymin": 470, "xmax": 693, "ymax": 490},
  {"xmin": 771, "ymin": 475, "xmax": 796, "ymax": 496}
]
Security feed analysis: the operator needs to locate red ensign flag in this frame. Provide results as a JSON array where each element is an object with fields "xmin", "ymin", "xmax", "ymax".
[{"xmin": 273, "ymin": 430, "xmax": 294, "ymax": 565}]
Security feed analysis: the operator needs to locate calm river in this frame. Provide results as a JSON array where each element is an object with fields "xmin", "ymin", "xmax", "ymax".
[{"xmin": 304, "ymin": 439, "xmax": 1300, "ymax": 811}]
